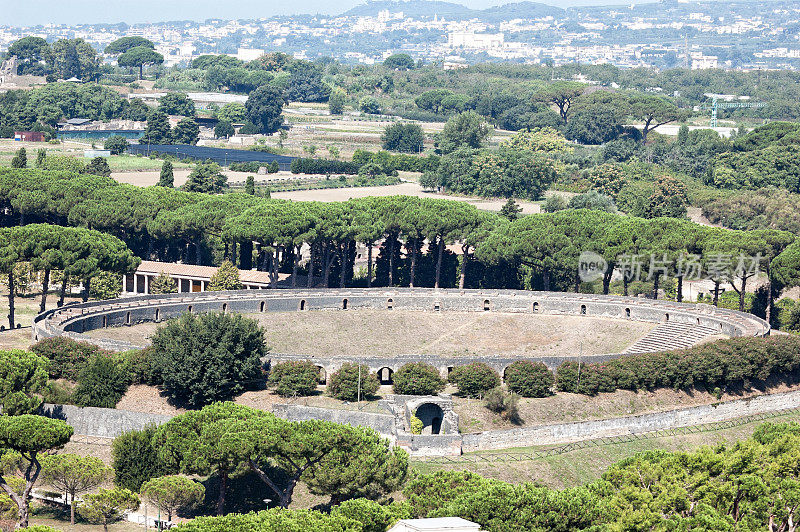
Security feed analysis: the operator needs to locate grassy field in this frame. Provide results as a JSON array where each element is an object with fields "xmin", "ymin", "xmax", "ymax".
[
  {"xmin": 106, "ymin": 155, "xmax": 192, "ymax": 171},
  {"xmin": 412, "ymin": 409, "xmax": 800, "ymax": 488}
]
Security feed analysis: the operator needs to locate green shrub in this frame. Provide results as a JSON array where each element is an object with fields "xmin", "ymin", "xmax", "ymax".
[
  {"xmin": 84, "ymin": 157, "xmax": 112, "ymax": 177},
  {"xmin": 554, "ymin": 335, "xmax": 800, "ymax": 396},
  {"xmin": 409, "ymin": 415, "xmax": 423, "ymax": 435},
  {"xmin": 332, "ymin": 499, "xmax": 412, "ymax": 532},
  {"xmin": 448, "ymin": 363, "xmax": 501, "ymax": 397},
  {"xmin": 111, "ymin": 426, "xmax": 164, "ymax": 491},
  {"xmin": 150, "ymin": 312, "xmax": 266, "ymax": 408},
  {"xmin": 122, "ymin": 347, "xmax": 162, "ymax": 385},
  {"xmin": 10, "ymin": 147, "xmax": 27, "ymax": 168},
  {"xmin": 504, "ymin": 361, "xmax": 554, "ymax": 398},
  {"xmin": 290, "ymin": 158, "xmax": 360, "ymax": 175},
  {"xmin": 72, "ymin": 354, "xmax": 131, "ymax": 408},
  {"xmin": 104, "ymin": 135, "xmax": 129, "ymax": 155},
  {"xmin": 207, "ymin": 260, "xmax": 243, "ymax": 291},
  {"xmin": 229, "ymin": 161, "xmax": 263, "ymax": 173},
  {"xmin": 327, "ymin": 363, "xmax": 379, "ymax": 401},
  {"xmin": 268, "ymin": 360, "xmax": 320, "ymax": 397},
  {"xmin": 172, "ymin": 508, "xmax": 362, "ymax": 531},
  {"xmin": 484, "ymin": 387, "xmax": 521, "ymax": 423},
  {"xmin": 30, "ymin": 336, "xmax": 108, "ymax": 380},
  {"xmin": 40, "ymin": 380, "xmax": 76, "ymax": 405},
  {"xmin": 89, "ymin": 271, "xmax": 122, "ymax": 300},
  {"xmin": 392, "ymin": 362, "xmax": 446, "ymax": 396}
]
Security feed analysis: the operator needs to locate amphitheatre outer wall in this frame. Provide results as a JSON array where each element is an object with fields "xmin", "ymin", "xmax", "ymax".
[{"xmin": 32, "ymin": 288, "xmax": 770, "ymax": 382}]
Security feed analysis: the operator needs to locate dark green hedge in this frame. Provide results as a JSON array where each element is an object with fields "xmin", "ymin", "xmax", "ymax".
[
  {"xmin": 290, "ymin": 158, "xmax": 361, "ymax": 175},
  {"xmin": 555, "ymin": 335, "xmax": 800, "ymax": 396}
]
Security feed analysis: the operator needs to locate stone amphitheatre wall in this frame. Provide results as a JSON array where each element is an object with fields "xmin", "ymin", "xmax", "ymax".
[
  {"xmin": 30, "ymin": 289, "xmax": 779, "ymax": 455},
  {"xmin": 32, "ymin": 288, "xmax": 770, "ymax": 379}
]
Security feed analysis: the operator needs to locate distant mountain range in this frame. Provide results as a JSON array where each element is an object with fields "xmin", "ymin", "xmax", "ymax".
[{"xmin": 342, "ymin": 0, "xmax": 564, "ymax": 21}]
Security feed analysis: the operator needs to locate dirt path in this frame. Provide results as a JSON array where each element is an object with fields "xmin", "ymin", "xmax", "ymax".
[{"xmin": 111, "ymin": 169, "xmax": 257, "ymax": 187}]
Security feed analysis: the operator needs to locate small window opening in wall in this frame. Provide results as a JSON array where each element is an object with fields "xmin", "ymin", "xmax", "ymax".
[
  {"xmin": 342, "ymin": 298, "xmax": 348, "ymax": 310},
  {"xmin": 222, "ymin": 303, "xmax": 228, "ymax": 313},
  {"xmin": 580, "ymin": 304, "xmax": 587, "ymax": 315},
  {"xmin": 625, "ymin": 307, "xmax": 631, "ymax": 319},
  {"xmin": 664, "ymin": 313, "xmax": 670, "ymax": 322},
  {"xmin": 260, "ymin": 301, "xmax": 266, "ymax": 312},
  {"xmin": 187, "ymin": 305, "xmax": 193, "ymax": 313},
  {"xmin": 696, "ymin": 317, "xmax": 701, "ymax": 325},
  {"xmin": 447, "ymin": 366, "xmax": 454, "ymax": 376},
  {"xmin": 102, "ymin": 316, "xmax": 107, "ymax": 328},
  {"xmin": 720, "ymin": 323, "xmax": 724, "ymax": 331},
  {"xmin": 532, "ymin": 302, "xmax": 539, "ymax": 313},
  {"xmin": 125, "ymin": 312, "xmax": 131, "ymax": 325},
  {"xmin": 387, "ymin": 298, "xmax": 393, "ymax": 309},
  {"xmin": 300, "ymin": 299, "xmax": 306, "ymax": 311},
  {"xmin": 483, "ymin": 299, "xmax": 490, "ymax": 311},
  {"xmin": 155, "ymin": 309, "xmax": 160, "ymax": 322},
  {"xmin": 434, "ymin": 302, "xmax": 441, "ymax": 311}
]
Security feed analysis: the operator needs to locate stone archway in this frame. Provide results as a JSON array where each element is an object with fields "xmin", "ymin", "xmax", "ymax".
[
  {"xmin": 377, "ymin": 367, "xmax": 394, "ymax": 385},
  {"xmin": 415, "ymin": 403, "xmax": 444, "ymax": 435}
]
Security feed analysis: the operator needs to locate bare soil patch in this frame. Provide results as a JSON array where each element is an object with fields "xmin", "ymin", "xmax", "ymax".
[
  {"xmin": 111, "ymin": 169, "xmax": 255, "ymax": 187},
  {"xmin": 272, "ymin": 181, "xmax": 544, "ymax": 215},
  {"xmin": 87, "ymin": 310, "xmax": 654, "ymax": 358},
  {"xmin": 115, "ymin": 383, "xmax": 391, "ymax": 418},
  {"xmin": 455, "ymin": 377, "xmax": 800, "ymax": 433}
]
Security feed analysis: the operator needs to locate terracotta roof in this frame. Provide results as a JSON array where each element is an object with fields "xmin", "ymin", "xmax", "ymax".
[{"xmin": 136, "ymin": 260, "xmax": 285, "ymax": 285}]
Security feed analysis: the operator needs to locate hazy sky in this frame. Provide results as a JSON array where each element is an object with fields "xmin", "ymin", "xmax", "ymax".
[{"xmin": 3, "ymin": 0, "xmax": 659, "ymax": 26}]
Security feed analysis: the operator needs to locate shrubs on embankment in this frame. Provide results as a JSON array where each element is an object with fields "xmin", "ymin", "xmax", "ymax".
[
  {"xmin": 555, "ymin": 335, "xmax": 800, "ymax": 396},
  {"xmin": 290, "ymin": 158, "xmax": 361, "ymax": 175}
]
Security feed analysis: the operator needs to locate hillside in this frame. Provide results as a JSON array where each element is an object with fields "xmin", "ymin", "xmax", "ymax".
[{"xmin": 342, "ymin": 0, "xmax": 564, "ymax": 20}]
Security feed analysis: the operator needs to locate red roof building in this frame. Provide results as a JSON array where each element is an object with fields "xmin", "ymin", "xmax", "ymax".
[{"xmin": 14, "ymin": 131, "xmax": 46, "ymax": 142}]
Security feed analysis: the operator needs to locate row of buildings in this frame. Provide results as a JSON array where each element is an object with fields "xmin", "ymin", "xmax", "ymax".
[{"xmin": 1, "ymin": 1, "xmax": 798, "ymax": 70}]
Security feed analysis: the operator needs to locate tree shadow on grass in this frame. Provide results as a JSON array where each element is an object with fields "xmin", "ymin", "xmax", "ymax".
[{"xmin": 200, "ymin": 466, "xmax": 294, "ymax": 516}]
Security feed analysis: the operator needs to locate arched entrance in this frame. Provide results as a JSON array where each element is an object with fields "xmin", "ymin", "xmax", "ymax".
[
  {"xmin": 378, "ymin": 367, "xmax": 394, "ymax": 385},
  {"xmin": 415, "ymin": 403, "xmax": 444, "ymax": 435}
]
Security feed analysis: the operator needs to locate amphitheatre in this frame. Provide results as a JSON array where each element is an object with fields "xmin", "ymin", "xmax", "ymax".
[
  {"xmin": 34, "ymin": 288, "xmax": 767, "ymax": 383},
  {"xmin": 30, "ymin": 287, "xmax": 795, "ymax": 458}
]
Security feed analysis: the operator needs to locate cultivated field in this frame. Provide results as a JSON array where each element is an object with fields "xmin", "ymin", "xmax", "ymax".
[{"xmin": 86, "ymin": 309, "xmax": 655, "ymax": 357}]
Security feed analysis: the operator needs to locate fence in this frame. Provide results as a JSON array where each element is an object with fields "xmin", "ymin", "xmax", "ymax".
[{"xmin": 415, "ymin": 406, "xmax": 800, "ymax": 464}]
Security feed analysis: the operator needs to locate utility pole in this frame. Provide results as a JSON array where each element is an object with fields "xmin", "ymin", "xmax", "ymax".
[{"xmin": 357, "ymin": 364, "xmax": 362, "ymax": 405}]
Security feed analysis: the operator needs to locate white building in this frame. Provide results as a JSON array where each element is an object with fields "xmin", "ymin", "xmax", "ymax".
[
  {"xmin": 448, "ymin": 32, "xmax": 505, "ymax": 50},
  {"xmin": 236, "ymin": 47, "xmax": 265, "ymax": 62},
  {"xmin": 691, "ymin": 53, "xmax": 719, "ymax": 69},
  {"xmin": 388, "ymin": 517, "xmax": 484, "ymax": 532}
]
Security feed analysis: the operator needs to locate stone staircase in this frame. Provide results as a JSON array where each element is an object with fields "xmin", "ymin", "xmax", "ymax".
[{"xmin": 623, "ymin": 322, "xmax": 719, "ymax": 354}]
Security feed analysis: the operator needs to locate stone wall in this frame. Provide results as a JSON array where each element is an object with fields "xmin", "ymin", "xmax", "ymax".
[
  {"xmin": 462, "ymin": 389, "xmax": 800, "ymax": 451},
  {"xmin": 39, "ymin": 404, "xmax": 173, "ymax": 438},
  {"xmin": 32, "ymin": 288, "xmax": 769, "ymax": 377},
  {"xmin": 39, "ymin": 389, "xmax": 800, "ymax": 455},
  {"xmin": 272, "ymin": 404, "xmax": 397, "ymax": 440}
]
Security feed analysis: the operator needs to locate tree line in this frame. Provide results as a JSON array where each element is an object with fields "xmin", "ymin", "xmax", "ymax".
[
  {"xmin": 4, "ymin": 167, "xmax": 800, "ymax": 318},
  {"xmin": 0, "ymin": 224, "xmax": 138, "ymax": 329}
]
